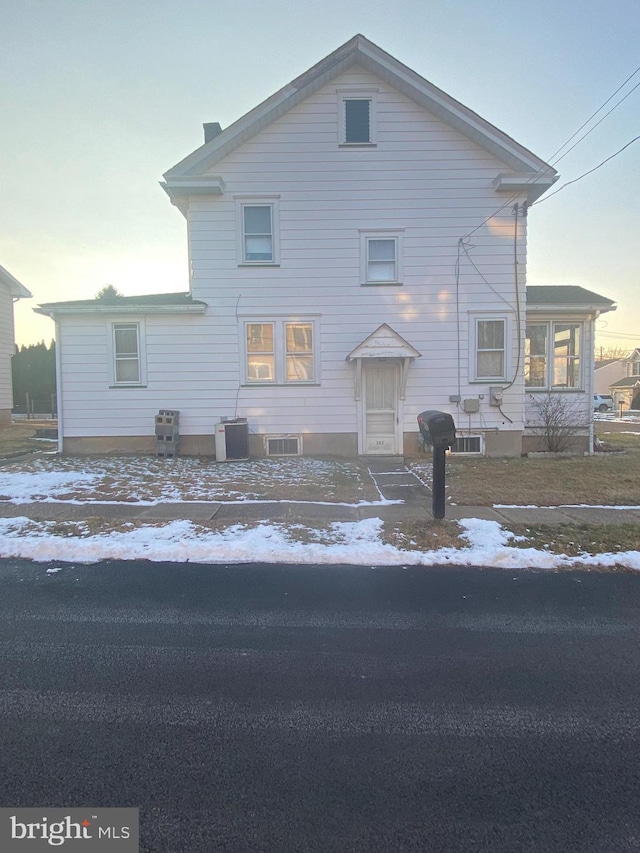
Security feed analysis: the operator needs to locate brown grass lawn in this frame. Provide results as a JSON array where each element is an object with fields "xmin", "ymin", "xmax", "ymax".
[
  {"xmin": 0, "ymin": 422, "xmax": 57, "ymax": 457},
  {"xmin": 438, "ymin": 428, "xmax": 640, "ymax": 507}
]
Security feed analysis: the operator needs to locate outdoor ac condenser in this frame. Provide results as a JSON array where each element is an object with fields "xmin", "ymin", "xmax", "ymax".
[{"xmin": 214, "ymin": 418, "xmax": 249, "ymax": 462}]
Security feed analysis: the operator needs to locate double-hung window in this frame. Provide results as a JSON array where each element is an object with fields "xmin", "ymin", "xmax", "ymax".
[
  {"xmin": 525, "ymin": 322, "xmax": 582, "ymax": 389},
  {"xmin": 360, "ymin": 231, "xmax": 403, "ymax": 284},
  {"xmin": 475, "ymin": 319, "xmax": 506, "ymax": 380},
  {"xmin": 236, "ymin": 197, "xmax": 280, "ymax": 265},
  {"xmin": 110, "ymin": 321, "xmax": 146, "ymax": 387},
  {"xmin": 244, "ymin": 319, "xmax": 317, "ymax": 385}
]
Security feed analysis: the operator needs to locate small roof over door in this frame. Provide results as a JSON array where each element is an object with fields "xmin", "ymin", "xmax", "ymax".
[{"xmin": 347, "ymin": 324, "xmax": 421, "ymax": 361}]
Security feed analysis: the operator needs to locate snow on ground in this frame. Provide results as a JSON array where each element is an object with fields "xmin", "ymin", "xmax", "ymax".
[
  {"xmin": 0, "ymin": 515, "xmax": 638, "ymax": 570},
  {"xmin": 0, "ymin": 456, "xmax": 375, "ymax": 504}
]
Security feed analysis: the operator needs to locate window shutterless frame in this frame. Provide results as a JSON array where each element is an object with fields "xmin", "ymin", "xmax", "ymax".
[
  {"xmin": 235, "ymin": 197, "xmax": 280, "ymax": 265},
  {"xmin": 359, "ymin": 230, "xmax": 403, "ymax": 284},
  {"xmin": 474, "ymin": 318, "xmax": 507, "ymax": 381},
  {"xmin": 242, "ymin": 317, "xmax": 318, "ymax": 385},
  {"xmin": 108, "ymin": 320, "xmax": 147, "ymax": 387},
  {"xmin": 525, "ymin": 322, "xmax": 583, "ymax": 389},
  {"xmin": 337, "ymin": 89, "xmax": 378, "ymax": 146}
]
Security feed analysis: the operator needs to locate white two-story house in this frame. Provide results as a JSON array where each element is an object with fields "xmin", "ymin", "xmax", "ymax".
[{"xmin": 36, "ymin": 35, "xmax": 615, "ymax": 457}]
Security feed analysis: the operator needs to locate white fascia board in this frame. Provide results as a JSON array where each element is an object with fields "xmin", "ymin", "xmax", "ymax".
[
  {"xmin": 494, "ymin": 172, "xmax": 558, "ymax": 202},
  {"xmin": 0, "ymin": 264, "xmax": 32, "ymax": 298},
  {"xmin": 34, "ymin": 304, "xmax": 207, "ymax": 319},
  {"xmin": 526, "ymin": 304, "xmax": 616, "ymax": 317}
]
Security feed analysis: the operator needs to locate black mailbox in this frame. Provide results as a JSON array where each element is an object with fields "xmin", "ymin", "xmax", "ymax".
[{"xmin": 417, "ymin": 410, "xmax": 456, "ymax": 450}]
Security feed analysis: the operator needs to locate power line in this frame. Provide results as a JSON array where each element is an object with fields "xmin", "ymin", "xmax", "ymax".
[
  {"xmin": 547, "ymin": 64, "xmax": 640, "ymax": 164},
  {"xmin": 534, "ymin": 135, "xmax": 640, "ymax": 205},
  {"xmin": 462, "ymin": 64, "xmax": 640, "ymax": 237}
]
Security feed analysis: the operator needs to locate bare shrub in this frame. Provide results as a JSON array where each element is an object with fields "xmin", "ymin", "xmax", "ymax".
[{"xmin": 527, "ymin": 393, "xmax": 586, "ymax": 453}]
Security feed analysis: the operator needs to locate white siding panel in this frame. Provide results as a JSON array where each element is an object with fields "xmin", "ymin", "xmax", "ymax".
[{"xmin": 0, "ymin": 284, "xmax": 15, "ymax": 410}]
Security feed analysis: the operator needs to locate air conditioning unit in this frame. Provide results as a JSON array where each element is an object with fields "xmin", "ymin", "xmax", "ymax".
[
  {"xmin": 265, "ymin": 435, "xmax": 301, "ymax": 457},
  {"xmin": 214, "ymin": 418, "xmax": 249, "ymax": 462}
]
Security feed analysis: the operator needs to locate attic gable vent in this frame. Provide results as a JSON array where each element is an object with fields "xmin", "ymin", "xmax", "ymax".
[{"xmin": 265, "ymin": 435, "xmax": 301, "ymax": 456}]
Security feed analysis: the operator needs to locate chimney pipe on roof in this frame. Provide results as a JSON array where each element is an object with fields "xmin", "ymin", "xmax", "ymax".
[{"xmin": 203, "ymin": 122, "xmax": 222, "ymax": 143}]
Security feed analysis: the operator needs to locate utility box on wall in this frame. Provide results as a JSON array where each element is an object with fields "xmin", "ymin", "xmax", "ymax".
[{"xmin": 214, "ymin": 418, "xmax": 249, "ymax": 462}]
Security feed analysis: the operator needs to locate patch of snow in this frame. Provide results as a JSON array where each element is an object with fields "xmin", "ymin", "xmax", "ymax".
[{"xmin": 0, "ymin": 515, "xmax": 638, "ymax": 571}]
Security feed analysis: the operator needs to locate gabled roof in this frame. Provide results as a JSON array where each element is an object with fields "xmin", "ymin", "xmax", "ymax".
[
  {"xmin": 611, "ymin": 376, "xmax": 640, "ymax": 389},
  {"xmin": 347, "ymin": 324, "xmax": 421, "ymax": 360},
  {"xmin": 35, "ymin": 292, "xmax": 207, "ymax": 318},
  {"xmin": 162, "ymin": 34, "xmax": 557, "ymax": 203},
  {"xmin": 0, "ymin": 264, "xmax": 31, "ymax": 299},
  {"xmin": 526, "ymin": 286, "xmax": 616, "ymax": 315}
]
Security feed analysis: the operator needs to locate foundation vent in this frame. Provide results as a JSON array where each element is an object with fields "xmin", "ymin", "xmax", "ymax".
[{"xmin": 265, "ymin": 435, "xmax": 301, "ymax": 457}]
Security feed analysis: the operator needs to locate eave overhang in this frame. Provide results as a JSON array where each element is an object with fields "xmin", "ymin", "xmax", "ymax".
[
  {"xmin": 526, "ymin": 302, "xmax": 617, "ymax": 317},
  {"xmin": 0, "ymin": 264, "xmax": 31, "ymax": 299},
  {"xmin": 493, "ymin": 171, "xmax": 558, "ymax": 203},
  {"xmin": 160, "ymin": 176, "xmax": 226, "ymax": 215},
  {"xmin": 34, "ymin": 302, "xmax": 207, "ymax": 319}
]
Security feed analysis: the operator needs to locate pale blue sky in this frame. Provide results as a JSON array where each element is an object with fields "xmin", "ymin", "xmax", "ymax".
[{"xmin": 2, "ymin": 0, "xmax": 639, "ymax": 351}]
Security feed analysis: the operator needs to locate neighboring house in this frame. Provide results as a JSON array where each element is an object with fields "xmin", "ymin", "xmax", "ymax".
[
  {"xmin": 0, "ymin": 264, "xmax": 31, "ymax": 424},
  {"xmin": 610, "ymin": 348, "xmax": 640, "ymax": 409},
  {"xmin": 35, "ymin": 35, "xmax": 616, "ymax": 458},
  {"xmin": 594, "ymin": 357, "xmax": 627, "ymax": 395}
]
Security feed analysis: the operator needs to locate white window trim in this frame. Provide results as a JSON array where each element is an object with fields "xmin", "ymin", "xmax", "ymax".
[
  {"xmin": 337, "ymin": 88, "xmax": 378, "ymax": 146},
  {"xmin": 525, "ymin": 320, "xmax": 584, "ymax": 391},
  {"xmin": 470, "ymin": 314, "xmax": 510, "ymax": 383},
  {"xmin": 107, "ymin": 319, "xmax": 147, "ymax": 388},
  {"xmin": 235, "ymin": 196, "xmax": 280, "ymax": 266},
  {"xmin": 359, "ymin": 230, "xmax": 404, "ymax": 285},
  {"xmin": 241, "ymin": 316, "xmax": 320, "ymax": 386}
]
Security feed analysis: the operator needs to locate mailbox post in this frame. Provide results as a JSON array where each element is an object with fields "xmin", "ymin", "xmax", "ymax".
[{"xmin": 417, "ymin": 410, "xmax": 456, "ymax": 520}]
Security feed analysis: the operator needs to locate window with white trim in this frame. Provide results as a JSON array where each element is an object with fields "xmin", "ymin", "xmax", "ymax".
[
  {"xmin": 244, "ymin": 319, "xmax": 317, "ymax": 385},
  {"xmin": 110, "ymin": 321, "xmax": 146, "ymax": 386},
  {"xmin": 525, "ymin": 322, "xmax": 582, "ymax": 389},
  {"xmin": 360, "ymin": 231, "xmax": 403, "ymax": 284},
  {"xmin": 475, "ymin": 318, "xmax": 506, "ymax": 380},
  {"xmin": 338, "ymin": 90, "xmax": 377, "ymax": 145},
  {"xmin": 236, "ymin": 198, "xmax": 280, "ymax": 265}
]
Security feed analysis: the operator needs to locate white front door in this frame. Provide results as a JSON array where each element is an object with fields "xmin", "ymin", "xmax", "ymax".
[{"xmin": 363, "ymin": 362, "xmax": 399, "ymax": 454}]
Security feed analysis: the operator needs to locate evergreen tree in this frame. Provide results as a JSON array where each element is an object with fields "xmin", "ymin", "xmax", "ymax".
[{"xmin": 11, "ymin": 340, "xmax": 56, "ymax": 415}]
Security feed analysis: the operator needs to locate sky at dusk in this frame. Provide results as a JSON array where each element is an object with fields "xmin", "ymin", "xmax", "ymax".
[{"xmin": 1, "ymin": 0, "xmax": 639, "ymax": 352}]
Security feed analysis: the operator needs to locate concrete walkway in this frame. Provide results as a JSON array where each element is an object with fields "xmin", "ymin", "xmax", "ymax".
[{"xmin": 1, "ymin": 455, "xmax": 638, "ymax": 527}]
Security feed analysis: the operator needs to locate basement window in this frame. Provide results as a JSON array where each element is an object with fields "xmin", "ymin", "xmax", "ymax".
[
  {"xmin": 265, "ymin": 435, "xmax": 301, "ymax": 456},
  {"xmin": 450, "ymin": 435, "xmax": 483, "ymax": 455}
]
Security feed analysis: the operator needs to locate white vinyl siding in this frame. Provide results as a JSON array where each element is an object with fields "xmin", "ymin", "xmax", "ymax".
[{"xmin": 0, "ymin": 284, "xmax": 15, "ymax": 411}]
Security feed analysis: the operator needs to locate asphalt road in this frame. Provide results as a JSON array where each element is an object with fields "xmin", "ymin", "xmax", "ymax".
[{"xmin": 0, "ymin": 559, "xmax": 639, "ymax": 853}]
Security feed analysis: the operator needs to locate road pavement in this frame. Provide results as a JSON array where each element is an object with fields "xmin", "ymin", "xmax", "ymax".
[{"xmin": 0, "ymin": 559, "xmax": 639, "ymax": 852}]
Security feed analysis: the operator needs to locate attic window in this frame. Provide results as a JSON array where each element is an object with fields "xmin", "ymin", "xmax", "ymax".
[
  {"xmin": 338, "ymin": 91, "xmax": 377, "ymax": 145},
  {"xmin": 345, "ymin": 99, "xmax": 370, "ymax": 142}
]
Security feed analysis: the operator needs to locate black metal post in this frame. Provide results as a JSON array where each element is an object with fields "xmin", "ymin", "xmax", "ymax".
[{"xmin": 432, "ymin": 446, "xmax": 446, "ymax": 519}]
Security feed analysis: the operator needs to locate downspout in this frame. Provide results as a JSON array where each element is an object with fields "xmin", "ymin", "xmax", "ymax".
[
  {"xmin": 54, "ymin": 319, "xmax": 63, "ymax": 454},
  {"xmin": 587, "ymin": 313, "xmax": 597, "ymax": 454}
]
